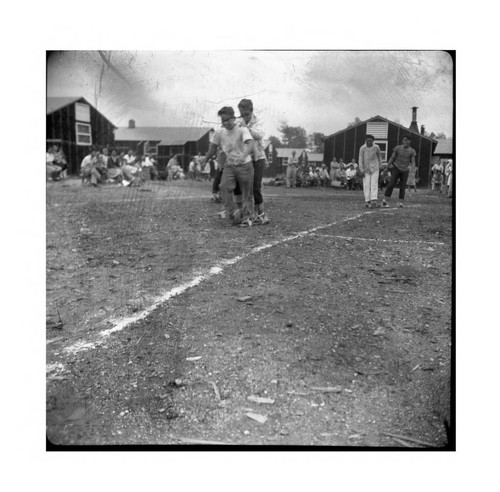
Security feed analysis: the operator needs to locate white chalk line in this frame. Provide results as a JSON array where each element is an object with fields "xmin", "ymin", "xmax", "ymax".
[
  {"xmin": 311, "ymin": 233, "xmax": 446, "ymax": 246},
  {"xmin": 47, "ymin": 211, "xmax": 372, "ymax": 372}
]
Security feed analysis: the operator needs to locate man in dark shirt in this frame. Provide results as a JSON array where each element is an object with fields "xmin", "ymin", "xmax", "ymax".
[{"xmin": 381, "ymin": 135, "xmax": 417, "ymax": 208}]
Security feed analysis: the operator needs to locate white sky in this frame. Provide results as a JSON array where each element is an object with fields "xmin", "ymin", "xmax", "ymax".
[{"xmin": 47, "ymin": 50, "xmax": 453, "ymax": 139}]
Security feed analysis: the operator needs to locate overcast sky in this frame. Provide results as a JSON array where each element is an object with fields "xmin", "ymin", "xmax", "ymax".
[{"xmin": 47, "ymin": 50, "xmax": 453, "ymax": 139}]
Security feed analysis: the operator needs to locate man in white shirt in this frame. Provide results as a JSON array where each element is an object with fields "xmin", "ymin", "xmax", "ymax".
[
  {"xmin": 359, "ymin": 134, "xmax": 382, "ymax": 207},
  {"xmin": 286, "ymin": 151, "xmax": 298, "ymax": 188}
]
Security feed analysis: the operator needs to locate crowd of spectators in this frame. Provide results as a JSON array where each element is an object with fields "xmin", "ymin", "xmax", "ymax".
[{"xmin": 46, "ymin": 145, "xmax": 223, "ymax": 187}]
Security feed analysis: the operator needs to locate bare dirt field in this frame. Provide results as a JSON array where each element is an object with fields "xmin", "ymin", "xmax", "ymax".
[{"xmin": 46, "ymin": 178, "xmax": 453, "ymax": 448}]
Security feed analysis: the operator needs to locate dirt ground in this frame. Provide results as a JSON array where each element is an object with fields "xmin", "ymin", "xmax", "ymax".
[{"xmin": 46, "ymin": 178, "xmax": 453, "ymax": 448}]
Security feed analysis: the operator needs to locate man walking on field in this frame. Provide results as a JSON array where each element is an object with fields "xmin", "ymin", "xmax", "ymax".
[
  {"xmin": 359, "ymin": 134, "xmax": 382, "ymax": 208},
  {"xmin": 381, "ymin": 134, "xmax": 416, "ymax": 208}
]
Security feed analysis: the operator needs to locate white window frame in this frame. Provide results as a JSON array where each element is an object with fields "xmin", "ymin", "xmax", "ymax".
[
  {"xmin": 374, "ymin": 140, "xmax": 388, "ymax": 162},
  {"xmin": 75, "ymin": 122, "xmax": 92, "ymax": 146}
]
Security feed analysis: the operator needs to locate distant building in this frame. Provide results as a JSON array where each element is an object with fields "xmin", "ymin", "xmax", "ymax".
[
  {"xmin": 324, "ymin": 108, "xmax": 438, "ymax": 187},
  {"xmin": 264, "ymin": 147, "xmax": 308, "ymax": 177},
  {"xmin": 46, "ymin": 97, "xmax": 116, "ymax": 174},
  {"xmin": 114, "ymin": 121, "xmax": 214, "ymax": 172},
  {"xmin": 307, "ymin": 153, "xmax": 324, "ymax": 167},
  {"xmin": 434, "ymin": 139, "xmax": 453, "ymax": 160}
]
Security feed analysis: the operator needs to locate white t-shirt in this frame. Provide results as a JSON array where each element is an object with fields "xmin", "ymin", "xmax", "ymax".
[
  {"xmin": 124, "ymin": 154, "xmax": 136, "ymax": 165},
  {"xmin": 212, "ymin": 125, "xmax": 253, "ymax": 166}
]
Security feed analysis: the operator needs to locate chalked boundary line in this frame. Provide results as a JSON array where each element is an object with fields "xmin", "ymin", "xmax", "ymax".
[
  {"xmin": 46, "ymin": 210, "xmax": 381, "ymax": 374},
  {"xmin": 311, "ymin": 233, "xmax": 446, "ymax": 246}
]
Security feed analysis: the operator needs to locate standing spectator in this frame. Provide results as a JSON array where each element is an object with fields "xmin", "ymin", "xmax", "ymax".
[
  {"xmin": 286, "ymin": 151, "xmax": 298, "ymax": 188},
  {"xmin": 194, "ymin": 152, "xmax": 203, "ymax": 181},
  {"xmin": 237, "ymin": 98, "xmax": 270, "ymax": 224},
  {"xmin": 381, "ymin": 135, "xmax": 416, "ymax": 208},
  {"xmin": 431, "ymin": 159, "xmax": 445, "ymax": 193},
  {"xmin": 339, "ymin": 158, "xmax": 346, "ymax": 169},
  {"xmin": 359, "ymin": 134, "xmax": 382, "ymax": 207},
  {"xmin": 446, "ymin": 159, "xmax": 453, "ymax": 198},
  {"xmin": 188, "ymin": 157, "xmax": 196, "ymax": 180},
  {"xmin": 407, "ymin": 162, "xmax": 418, "ymax": 193},
  {"xmin": 202, "ymin": 158, "xmax": 211, "ymax": 180},
  {"xmin": 329, "ymin": 157, "xmax": 339, "ymax": 182},
  {"xmin": 350, "ymin": 157, "xmax": 358, "ymax": 170},
  {"xmin": 166, "ymin": 154, "xmax": 179, "ymax": 181}
]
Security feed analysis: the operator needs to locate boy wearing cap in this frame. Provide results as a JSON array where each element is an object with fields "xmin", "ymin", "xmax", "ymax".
[
  {"xmin": 201, "ymin": 106, "xmax": 255, "ymax": 226},
  {"xmin": 359, "ymin": 134, "xmax": 382, "ymax": 207},
  {"xmin": 381, "ymin": 135, "xmax": 416, "ymax": 208}
]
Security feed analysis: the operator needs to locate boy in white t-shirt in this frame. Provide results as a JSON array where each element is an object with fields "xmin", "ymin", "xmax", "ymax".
[{"xmin": 201, "ymin": 106, "xmax": 255, "ymax": 226}]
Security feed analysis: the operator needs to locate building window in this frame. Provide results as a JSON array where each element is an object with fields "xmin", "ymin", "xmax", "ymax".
[
  {"xmin": 375, "ymin": 140, "xmax": 388, "ymax": 161},
  {"xmin": 76, "ymin": 123, "xmax": 92, "ymax": 146},
  {"xmin": 282, "ymin": 157, "xmax": 288, "ymax": 166},
  {"xmin": 367, "ymin": 121, "xmax": 388, "ymax": 139},
  {"xmin": 145, "ymin": 141, "xmax": 158, "ymax": 155},
  {"xmin": 75, "ymin": 103, "xmax": 91, "ymax": 123}
]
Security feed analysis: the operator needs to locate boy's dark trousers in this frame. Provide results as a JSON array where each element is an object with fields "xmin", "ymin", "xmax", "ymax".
[
  {"xmin": 212, "ymin": 169, "xmax": 223, "ymax": 194},
  {"xmin": 384, "ymin": 166, "xmax": 409, "ymax": 200}
]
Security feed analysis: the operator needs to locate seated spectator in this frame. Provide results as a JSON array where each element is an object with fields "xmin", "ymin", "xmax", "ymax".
[
  {"xmin": 334, "ymin": 167, "xmax": 347, "ymax": 188},
  {"xmin": 121, "ymin": 152, "xmax": 142, "ymax": 187},
  {"xmin": 318, "ymin": 164, "xmax": 330, "ymax": 187},
  {"xmin": 80, "ymin": 149, "xmax": 105, "ymax": 187},
  {"xmin": 106, "ymin": 149, "xmax": 123, "ymax": 182},
  {"xmin": 46, "ymin": 145, "xmax": 62, "ymax": 181},
  {"xmin": 346, "ymin": 164, "xmax": 357, "ymax": 189},
  {"xmin": 141, "ymin": 153, "xmax": 159, "ymax": 180},
  {"xmin": 53, "ymin": 145, "xmax": 68, "ymax": 179}
]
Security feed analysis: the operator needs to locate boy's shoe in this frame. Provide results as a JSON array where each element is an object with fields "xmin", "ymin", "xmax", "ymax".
[
  {"xmin": 381, "ymin": 200, "xmax": 389, "ymax": 208},
  {"xmin": 370, "ymin": 201, "xmax": 379, "ymax": 208},
  {"xmin": 365, "ymin": 202, "xmax": 370, "ymax": 208},
  {"xmin": 231, "ymin": 209, "xmax": 242, "ymax": 225},
  {"xmin": 255, "ymin": 213, "xmax": 270, "ymax": 225},
  {"xmin": 216, "ymin": 210, "xmax": 229, "ymax": 219},
  {"xmin": 397, "ymin": 201, "xmax": 405, "ymax": 208},
  {"xmin": 122, "ymin": 180, "xmax": 130, "ymax": 187},
  {"xmin": 239, "ymin": 218, "xmax": 253, "ymax": 227}
]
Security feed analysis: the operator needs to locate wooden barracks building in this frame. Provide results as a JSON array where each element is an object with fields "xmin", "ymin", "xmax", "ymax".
[
  {"xmin": 324, "ymin": 107, "xmax": 438, "ymax": 187},
  {"xmin": 46, "ymin": 97, "xmax": 116, "ymax": 175}
]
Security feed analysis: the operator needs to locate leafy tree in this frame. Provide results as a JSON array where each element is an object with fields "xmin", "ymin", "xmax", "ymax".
[
  {"xmin": 279, "ymin": 122, "xmax": 308, "ymax": 148},
  {"xmin": 267, "ymin": 135, "xmax": 282, "ymax": 149},
  {"xmin": 347, "ymin": 116, "xmax": 362, "ymax": 128},
  {"xmin": 308, "ymin": 132, "xmax": 326, "ymax": 152},
  {"xmin": 435, "ymin": 132, "xmax": 447, "ymax": 139}
]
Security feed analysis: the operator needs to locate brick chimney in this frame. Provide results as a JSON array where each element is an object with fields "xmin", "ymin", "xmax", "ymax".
[
  {"xmin": 128, "ymin": 119, "xmax": 135, "ymax": 129},
  {"xmin": 409, "ymin": 107, "xmax": 419, "ymax": 133}
]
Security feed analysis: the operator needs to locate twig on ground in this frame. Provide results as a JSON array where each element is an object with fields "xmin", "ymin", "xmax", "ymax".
[
  {"xmin": 382, "ymin": 432, "xmax": 438, "ymax": 448},
  {"xmin": 210, "ymin": 381, "xmax": 222, "ymax": 402}
]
